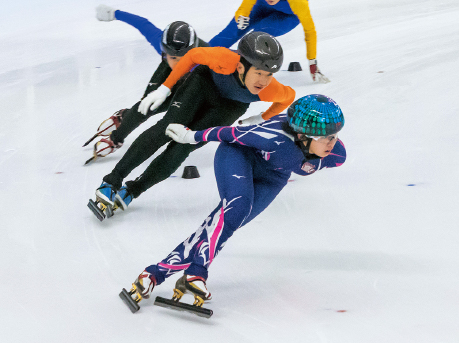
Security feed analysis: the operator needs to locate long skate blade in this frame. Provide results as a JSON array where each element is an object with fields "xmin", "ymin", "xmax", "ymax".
[
  {"xmin": 119, "ymin": 288, "xmax": 140, "ymax": 313},
  {"xmin": 84, "ymin": 155, "xmax": 97, "ymax": 165},
  {"xmin": 154, "ymin": 296, "xmax": 213, "ymax": 319},
  {"xmin": 87, "ymin": 199, "xmax": 105, "ymax": 222},
  {"xmin": 83, "ymin": 133, "xmax": 99, "ymax": 147}
]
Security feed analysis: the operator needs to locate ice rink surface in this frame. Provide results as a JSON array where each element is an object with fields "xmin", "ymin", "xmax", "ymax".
[{"xmin": 1, "ymin": 0, "xmax": 459, "ymax": 342}]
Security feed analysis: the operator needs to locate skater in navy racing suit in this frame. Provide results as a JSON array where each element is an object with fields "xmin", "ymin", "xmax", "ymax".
[{"xmin": 127, "ymin": 94, "xmax": 346, "ymax": 304}]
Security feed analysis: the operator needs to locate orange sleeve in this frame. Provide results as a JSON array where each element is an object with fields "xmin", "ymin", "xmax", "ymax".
[
  {"xmin": 258, "ymin": 78, "xmax": 296, "ymax": 119},
  {"xmin": 163, "ymin": 47, "xmax": 241, "ymax": 89}
]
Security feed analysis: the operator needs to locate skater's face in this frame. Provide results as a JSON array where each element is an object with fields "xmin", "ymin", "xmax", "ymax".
[
  {"xmin": 237, "ymin": 64, "xmax": 274, "ymax": 94},
  {"xmin": 166, "ymin": 54, "xmax": 183, "ymax": 69},
  {"xmin": 300, "ymin": 134, "xmax": 339, "ymax": 158},
  {"xmin": 265, "ymin": 0, "xmax": 281, "ymax": 5}
]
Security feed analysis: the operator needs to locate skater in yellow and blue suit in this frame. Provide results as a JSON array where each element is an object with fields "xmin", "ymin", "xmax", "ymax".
[{"xmin": 209, "ymin": 0, "xmax": 330, "ymax": 83}]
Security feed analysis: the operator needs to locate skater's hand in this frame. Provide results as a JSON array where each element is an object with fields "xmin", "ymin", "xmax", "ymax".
[
  {"xmin": 165, "ymin": 124, "xmax": 197, "ymax": 144},
  {"xmin": 238, "ymin": 113, "xmax": 264, "ymax": 126},
  {"xmin": 309, "ymin": 59, "xmax": 330, "ymax": 83},
  {"xmin": 138, "ymin": 85, "xmax": 171, "ymax": 115},
  {"xmin": 96, "ymin": 4, "xmax": 117, "ymax": 21},
  {"xmin": 237, "ymin": 16, "xmax": 250, "ymax": 30}
]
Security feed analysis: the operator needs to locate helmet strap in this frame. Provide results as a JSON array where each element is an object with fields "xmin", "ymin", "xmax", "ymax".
[
  {"xmin": 238, "ymin": 57, "xmax": 252, "ymax": 85},
  {"xmin": 295, "ymin": 136, "xmax": 321, "ymax": 160}
]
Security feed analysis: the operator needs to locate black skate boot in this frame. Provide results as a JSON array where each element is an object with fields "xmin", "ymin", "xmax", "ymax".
[
  {"xmin": 119, "ymin": 270, "xmax": 156, "ymax": 313},
  {"xmin": 154, "ymin": 274, "xmax": 213, "ymax": 318}
]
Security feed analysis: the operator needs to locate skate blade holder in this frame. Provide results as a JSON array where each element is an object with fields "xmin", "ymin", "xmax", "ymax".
[
  {"xmin": 119, "ymin": 288, "xmax": 141, "ymax": 313},
  {"xmin": 87, "ymin": 199, "xmax": 114, "ymax": 222},
  {"xmin": 154, "ymin": 296, "xmax": 213, "ymax": 319}
]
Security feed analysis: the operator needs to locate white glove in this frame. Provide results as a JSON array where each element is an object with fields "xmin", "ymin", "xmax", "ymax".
[
  {"xmin": 165, "ymin": 124, "xmax": 197, "ymax": 144},
  {"xmin": 238, "ymin": 113, "xmax": 264, "ymax": 125},
  {"xmin": 138, "ymin": 85, "xmax": 171, "ymax": 115},
  {"xmin": 96, "ymin": 4, "xmax": 117, "ymax": 21},
  {"xmin": 309, "ymin": 59, "xmax": 330, "ymax": 83},
  {"xmin": 237, "ymin": 16, "xmax": 250, "ymax": 30}
]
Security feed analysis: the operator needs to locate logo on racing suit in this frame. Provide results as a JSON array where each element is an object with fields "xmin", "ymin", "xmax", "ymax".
[
  {"xmin": 301, "ymin": 162, "xmax": 316, "ymax": 174},
  {"xmin": 260, "ymin": 151, "xmax": 271, "ymax": 161}
]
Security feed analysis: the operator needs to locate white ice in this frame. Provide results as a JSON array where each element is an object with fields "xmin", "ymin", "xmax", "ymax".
[{"xmin": 1, "ymin": 0, "xmax": 459, "ymax": 342}]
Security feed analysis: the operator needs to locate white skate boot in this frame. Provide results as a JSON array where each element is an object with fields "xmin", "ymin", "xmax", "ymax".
[
  {"xmin": 119, "ymin": 270, "xmax": 156, "ymax": 313},
  {"xmin": 173, "ymin": 274, "xmax": 212, "ymax": 307}
]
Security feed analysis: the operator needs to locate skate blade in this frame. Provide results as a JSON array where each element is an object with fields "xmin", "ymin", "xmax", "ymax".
[
  {"xmin": 83, "ymin": 133, "xmax": 99, "ymax": 147},
  {"xmin": 84, "ymin": 155, "xmax": 97, "ymax": 165},
  {"xmin": 119, "ymin": 288, "xmax": 140, "ymax": 313},
  {"xmin": 87, "ymin": 199, "xmax": 106, "ymax": 221},
  {"xmin": 154, "ymin": 296, "xmax": 213, "ymax": 319}
]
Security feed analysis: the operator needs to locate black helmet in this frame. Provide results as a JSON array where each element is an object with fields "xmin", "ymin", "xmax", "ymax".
[
  {"xmin": 237, "ymin": 31, "xmax": 283, "ymax": 73},
  {"xmin": 161, "ymin": 21, "xmax": 198, "ymax": 57}
]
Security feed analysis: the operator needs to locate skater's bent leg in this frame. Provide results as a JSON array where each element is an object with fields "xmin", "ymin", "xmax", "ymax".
[
  {"xmin": 144, "ymin": 145, "xmax": 257, "ymax": 284},
  {"xmin": 243, "ymin": 174, "xmax": 288, "ymax": 226},
  {"xmin": 145, "ymin": 193, "xmax": 252, "ymax": 285},
  {"xmin": 185, "ymin": 145, "xmax": 256, "ymax": 275},
  {"xmin": 144, "ymin": 208, "xmax": 221, "ymax": 285},
  {"xmin": 110, "ymin": 102, "xmax": 147, "ymax": 145},
  {"xmin": 103, "ymin": 123, "xmax": 172, "ymax": 189},
  {"xmin": 208, "ymin": 19, "xmax": 245, "ymax": 48},
  {"xmin": 125, "ymin": 141, "xmax": 205, "ymax": 198},
  {"xmin": 250, "ymin": 13, "xmax": 299, "ymax": 37}
]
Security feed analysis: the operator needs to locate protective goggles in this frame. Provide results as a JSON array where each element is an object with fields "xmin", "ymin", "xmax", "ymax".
[{"xmin": 299, "ymin": 133, "xmax": 339, "ymax": 143}]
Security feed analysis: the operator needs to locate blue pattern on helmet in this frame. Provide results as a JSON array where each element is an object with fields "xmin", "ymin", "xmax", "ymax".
[{"xmin": 287, "ymin": 94, "xmax": 344, "ymax": 136}]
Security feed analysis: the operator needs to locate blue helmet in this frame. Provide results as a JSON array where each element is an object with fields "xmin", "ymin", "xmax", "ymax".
[{"xmin": 287, "ymin": 94, "xmax": 344, "ymax": 136}]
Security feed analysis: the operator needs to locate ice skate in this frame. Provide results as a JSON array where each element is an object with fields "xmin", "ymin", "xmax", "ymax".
[
  {"xmin": 119, "ymin": 270, "xmax": 156, "ymax": 313},
  {"xmin": 115, "ymin": 185, "xmax": 133, "ymax": 211},
  {"xmin": 82, "ymin": 109, "xmax": 125, "ymax": 147},
  {"xmin": 87, "ymin": 182, "xmax": 118, "ymax": 221},
  {"xmin": 173, "ymin": 274, "xmax": 212, "ymax": 306},
  {"xmin": 84, "ymin": 136, "xmax": 123, "ymax": 165},
  {"xmin": 154, "ymin": 274, "xmax": 213, "ymax": 318}
]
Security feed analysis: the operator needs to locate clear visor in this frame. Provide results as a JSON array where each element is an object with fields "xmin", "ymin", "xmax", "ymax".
[{"xmin": 299, "ymin": 133, "xmax": 339, "ymax": 143}]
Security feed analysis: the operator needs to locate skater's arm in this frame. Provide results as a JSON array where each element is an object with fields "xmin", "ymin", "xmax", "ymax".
[
  {"xmin": 288, "ymin": 0, "xmax": 317, "ymax": 60},
  {"xmin": 258, "ymin": 79, "xmax": 296, "ymax": 120},
  {"xmin": 234, "ymin": 0, "xmax": 257, "ymax": 20},
  {"xmin": 194, "ymin": 119, "xmax": 292, "ymax": 151},
  {"xmin": 163, "ymin": 47, "xmax": 240, "ymax": 89},
  {"xmin": 114, "ymin": 10, "xmax": 163, "ymax": 55},
  {"xmin": 166, "ymin": 119, "xmax": 290, "ymax": 150}
]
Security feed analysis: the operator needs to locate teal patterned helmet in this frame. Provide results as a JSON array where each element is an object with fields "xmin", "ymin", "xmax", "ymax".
[{"xmin": 287, "ymin": 94, "xmax": 344, "ymax": 136}]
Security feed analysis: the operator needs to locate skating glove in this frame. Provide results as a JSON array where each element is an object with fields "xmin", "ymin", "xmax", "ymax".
[
  {"xmin": 138, "ymin": 85, "xmax": 171, "ymax": 115},
  {"xmin": 237, "ymin": 16, "xmax": 250, "ymax": 30},
  {"xmin": 165, "ymin": 124, "xmax": 197, "ymax": 144},
  {"xmin": 96, "ymin": 4, "xmax": 117, "ymax": 21},
  {"xmin": 238, "ymin": 113, "xmax": 264, "ymax": 126},
  {"xmin": 309, "ymin": 59, "xmax": 330, "ymax": 83}
]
